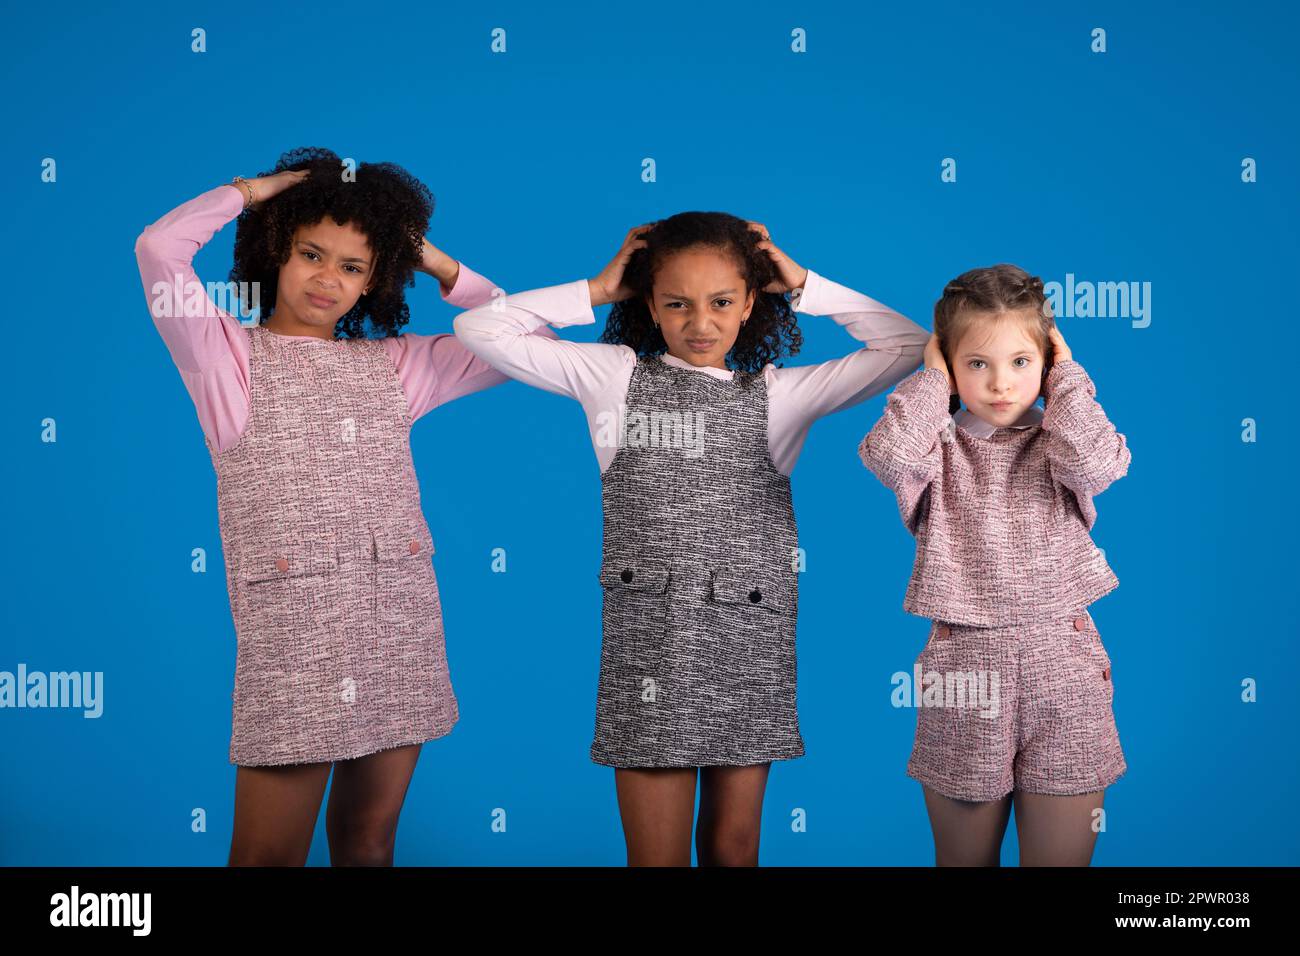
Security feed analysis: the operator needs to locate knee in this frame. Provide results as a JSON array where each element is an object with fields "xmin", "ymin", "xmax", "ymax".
[
  {"xmin": 327, "ymin": 821, "xmax": 397, "ymax": 866},
  {"xmin": 696, "ymin": 823, "xmax": 761, "ymax": 866},
  {"xmin": 228, "ymin": 844, "xmax": 309, "ymax": 867}
]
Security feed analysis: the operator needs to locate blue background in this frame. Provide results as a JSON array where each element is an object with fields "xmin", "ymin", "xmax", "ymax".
[{"xmin": 2, "ymin": 0, "xmax": 1296, "ymax": 865}]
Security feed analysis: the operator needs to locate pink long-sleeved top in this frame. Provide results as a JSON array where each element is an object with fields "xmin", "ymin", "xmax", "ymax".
[
  {"xmin": 859, "ymin": 361, "xmax": 1131, "ymax": 626},
  {"xmin": 452, "ymin": 273, "xmax": 930, "ymax": 475},
  {"xmin": 134, "ymin": 184, "xmax": 552, "ymax": 454}
]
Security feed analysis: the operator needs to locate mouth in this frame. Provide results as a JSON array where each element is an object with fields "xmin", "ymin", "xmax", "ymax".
[
  {"xmin": 989, "ymin": 401, "xmax": 1015, "ymax": 410},
  {"xmin": 306, "ymin": 292, "xmax": 337, "ymax": 308},
  {"xmin": 685, "ymin": 339, "xmax": 717, "ymax": 352}
]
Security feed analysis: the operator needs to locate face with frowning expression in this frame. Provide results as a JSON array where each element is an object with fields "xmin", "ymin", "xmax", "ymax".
[
  {"xmin": 950, "ymin": 309, "xmax": 1047, "ymax": 428},
  {"xmin": 269, "ymin": 217, "xmax": 376, "ymax": 338},
  {"xmin": 644, "ymin": 245, "xmax": 757, "ymax": 370}
]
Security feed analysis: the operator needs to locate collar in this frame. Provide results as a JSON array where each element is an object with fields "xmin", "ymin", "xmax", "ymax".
[
  {"xmin": 658, "ymin": 352, "xmax": 735, "ymax": 381},
  {"xmin": 953, "ymin": 404, "xmax": 1044, "ymax": 438}
]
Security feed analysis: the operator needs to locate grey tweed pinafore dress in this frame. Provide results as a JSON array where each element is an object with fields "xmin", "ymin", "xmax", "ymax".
[
  {"xmin": 590, "ymin": 354, "xmax": 804, "ymax": 767},
  {"xmin": 207, "ymin": 325, "xmax": 457, "ymax": 767}
]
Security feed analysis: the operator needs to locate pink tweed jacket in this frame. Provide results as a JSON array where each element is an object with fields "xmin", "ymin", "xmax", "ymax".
[{"xmin": 859, "ymin": 359, "xmax": 1130, "ymax": 626}]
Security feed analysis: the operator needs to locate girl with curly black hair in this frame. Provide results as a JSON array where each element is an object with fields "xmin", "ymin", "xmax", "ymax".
[
  {"xmin": 133, "ymin": 147, "xmax": 554, "ymax": 866},
  {"xmin": 455, "ymin": 211, "xmax": 929, "ymax": 865}
]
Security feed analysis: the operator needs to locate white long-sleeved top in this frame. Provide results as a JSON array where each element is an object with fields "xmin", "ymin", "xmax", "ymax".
[{"xmin": 453, "ymin": 269, "xmax": 929, "ymax": 475}]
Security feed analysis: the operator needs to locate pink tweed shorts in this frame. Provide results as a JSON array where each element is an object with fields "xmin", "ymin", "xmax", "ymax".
[{"xmin": 906, "ymin": 608, "xmax": 1126, "ymax": 803}]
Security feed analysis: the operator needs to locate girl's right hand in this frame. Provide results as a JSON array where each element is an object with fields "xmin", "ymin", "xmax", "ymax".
[
  {"xmin": 241, "ymin": 168, "xmax": 310, "ymax": 208},
  {"xmin": 588, "ymin": 224, "xmax": 653, "ymax": 307},
  {"xmin": 924, "ymin": 332, "xmax": 953, "ymax": 387}
]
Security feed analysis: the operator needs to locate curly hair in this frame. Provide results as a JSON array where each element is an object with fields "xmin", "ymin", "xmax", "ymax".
[
  {"xmin": 597, "ymin": 212, "xmax": 803, "ymax": 374},
  {"xmin": 933, "ymin": 264, "xmax": 1055, "ymax": 414},
  {"xmin": 229, "ymin": 146, "xmax": 433, "ymax": 339}
]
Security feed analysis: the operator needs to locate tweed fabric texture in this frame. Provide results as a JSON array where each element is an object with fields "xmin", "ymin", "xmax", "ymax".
[
  {"xmin": 906, "ymin": 609, "xmax": 1126, "ymax": 802},
  {"xmin": 591, "ymin": 355, "xmax": 804, "ymax": 767},
  {"xmin": 208, "ymin": 325, "xmax": 457, "ymax": 766},
  {"xmin": 859, "ymin": 360, "xmax": 1130, "ymax": 627}
]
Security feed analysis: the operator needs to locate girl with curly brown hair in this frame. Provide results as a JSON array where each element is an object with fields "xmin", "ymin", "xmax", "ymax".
[
  {"xmin": 133, "ymin": 147, "xmax": 554, "ymax": 866},
  {"xmin": 454, "ymin": 212, "xmax": 927, "ymax": 865}
]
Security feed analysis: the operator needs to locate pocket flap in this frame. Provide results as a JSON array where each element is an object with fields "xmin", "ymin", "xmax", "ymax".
[
  {"xmin": 709, "ymin": 565, "xmax": 793, "ymax": 612},
  {"xmin": 372, "ymin": 524, "xmax": 435, "ymax": 562},
  {"xmin": 239, "ymin": 541, "xmax": 339, "ymax": 582},
  {"xmin": 598, "ymin": 561, "xmax": 670, "ymax": 593}
]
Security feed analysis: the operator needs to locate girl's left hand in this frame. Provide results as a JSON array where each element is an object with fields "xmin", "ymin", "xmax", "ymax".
[
  {"xmin": 1047, "ymin": 325, "xmax": 1073, "ymax": 365},
  {"xmin": 420, "ymin": 237, "xmax": 459, "ymax": 294},
  {"xmin": 748, "ymin": 221, "xmax": 808, "ymax": 294}
]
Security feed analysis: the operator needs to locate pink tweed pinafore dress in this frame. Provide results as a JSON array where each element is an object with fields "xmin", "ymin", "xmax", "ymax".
[{"xmin": 208, "ymin": 324, "xmax": 457, "ymax": 766}]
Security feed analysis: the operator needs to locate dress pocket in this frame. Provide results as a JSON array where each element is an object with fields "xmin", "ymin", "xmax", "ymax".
[
  {"xmin": 705, "ymin": 564, "xmax": 798, "ymax": 711},
  {"xmin": 234, "ymin": 540, "xmax": 340, "ymax": 670},
  {"xmin": 596, "ymin": 560, "xmax": 671, "ymax": 707},
  {"xmin": 371, "ymin": 523, "xmax": 439, "ymax": 633}
]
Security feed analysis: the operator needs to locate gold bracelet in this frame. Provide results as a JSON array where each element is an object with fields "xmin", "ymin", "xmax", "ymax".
[{"xmin": 230, "ymin": 175, "xmax": 258, "ymax": 210}]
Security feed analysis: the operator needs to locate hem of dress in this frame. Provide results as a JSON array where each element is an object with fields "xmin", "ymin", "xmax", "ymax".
[
  {"xmin": 229, "ymin": 715, "xmax": 458, "ymax": 767},
  {"xmin": 590, "ymin": 743, "xmax": 805, "ymax": 768}
]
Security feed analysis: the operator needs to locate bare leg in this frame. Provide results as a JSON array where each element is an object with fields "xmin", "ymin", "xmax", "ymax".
[
  {"xmin": 1013, "ymin": 789, "xmax": 1104, "ymax": 866},
  {"xmin": 614, "ymin": 767, "xmax": 698, "ymax": 866},
  {"xmin": 325, "ymin": 743, "xmax": 423, "ymax": 866},
  {"xmin": 921, "ymin": 783, "xmax": 1013, "ymax": 866},
  {"xmin": 228, "ymin": 761, "xmax": 333, "ymax": 866},
  {"xmin": 696, "ymin": 763, "xmax": 771, "ymax": 867}
]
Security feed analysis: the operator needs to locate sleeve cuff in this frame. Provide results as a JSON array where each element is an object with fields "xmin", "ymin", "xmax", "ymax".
[
  {"xmin": 908, "ymin": 366, "xmax": 952, "ymax": 396},
  {"xmin": 1043, "ymin": 358, "xmax": 1091, "ymax": 398},
  {"xmin": 440, "ymin": 261, "xmax": 496, "ymax": 308},
  {"xmin": 504, "ymin": 279, "xmax": 598, "ymax": 329},
  {"xmin": 219, "ymin": 183, "xmax": 247, "ymax": 215},
  {"xmin": 789, "ymin": 269, "xmax": 824, "ymax": 314}
]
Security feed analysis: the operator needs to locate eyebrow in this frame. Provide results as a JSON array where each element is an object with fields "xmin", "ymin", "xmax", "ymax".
[
  {"xmin": 658, "ymin": 289, "xmax": 739, "ymax": 300},
  {"xmin": 298, "ymin": 239, "xmax": 370, "ymax": 266},
  {"xmin": 962, "ymin": 352, "xmax": 1036, "ymax": 359}
]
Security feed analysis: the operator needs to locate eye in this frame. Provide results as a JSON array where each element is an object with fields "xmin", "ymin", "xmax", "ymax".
[
  {"xmin": 344, "ymin": 264, "xmax": 363, "ymax": 274},
  {"xmin": 968, "ymin": 360, "xmax": 986, "ymax": 370},
  {"xmin": 665, "ymin": 301, "xmax": 686, "ymax": 310},
  {"xmin": 1013, "ymin": 357, "xmax": 1030, "ymax": 368},
  {"xmin": 301, "ymin": 249, "xmax": 320, "ymax": 261},
  {"xmin": 714, "ymin": 298, "xmax": 732, "ymax": 308}
]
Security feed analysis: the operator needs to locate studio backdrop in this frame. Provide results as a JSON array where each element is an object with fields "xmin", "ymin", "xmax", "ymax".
[{"xmin": 2, "ymin": 0, "xmax": 1296, "ymax": 865}]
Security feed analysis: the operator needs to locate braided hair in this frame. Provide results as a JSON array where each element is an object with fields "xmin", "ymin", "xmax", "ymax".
[{"xmin": 934, "ymin": 264, "xmax": 1055, "ymax": 414}]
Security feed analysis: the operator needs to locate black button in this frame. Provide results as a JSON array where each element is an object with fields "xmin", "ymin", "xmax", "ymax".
[
  {"xmin": 748, "ymin": 589, "xmax": 762, "ymax": 603},
  {"xmin": 621, "ymin": 569, "xmax": 634, "ymax": 583}
]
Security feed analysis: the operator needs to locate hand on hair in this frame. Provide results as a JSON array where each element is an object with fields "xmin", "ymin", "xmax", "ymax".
[
  {"xmin": 747, "ymin": 221, "xmax": 808, "ymax": 294},
  {"xmin": 1047, "ymin": 325, "xmax": 1072, "ymax": 364},
  {"xmin": 923, "ymin": 332, "xmax": 955, "ymax": 391},
  {"xmin": 589, "ymin": 223, "xmax": 653, "ymax": 307},
  {"xmin": 419, "ymin": 236, "xmax": 459, "ymax": 292},
  {"xmin": 244, "ymin": 168, "xmax": 309, "ymax": 207}
]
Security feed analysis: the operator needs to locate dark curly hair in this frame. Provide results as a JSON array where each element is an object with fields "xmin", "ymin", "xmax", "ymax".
[
  {"xmin": 934, "ymin": 264, "xmax": 1055, "ymax": 414},
  {"xmin": 229, "ymin": 146, "xmax": 433, "ymax": 339},
  {"xmin": 598, "ymin": 212, "xmax": 803, "ymax": 374}
]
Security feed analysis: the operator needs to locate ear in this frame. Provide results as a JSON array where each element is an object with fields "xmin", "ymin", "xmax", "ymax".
[
  {"xmin": 743, "ymin": 287, "xmax": 756, "ymax": 323},
  {"xmin": 644, "ymin": 293, "xmax": 658, "ymax": 326}
]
